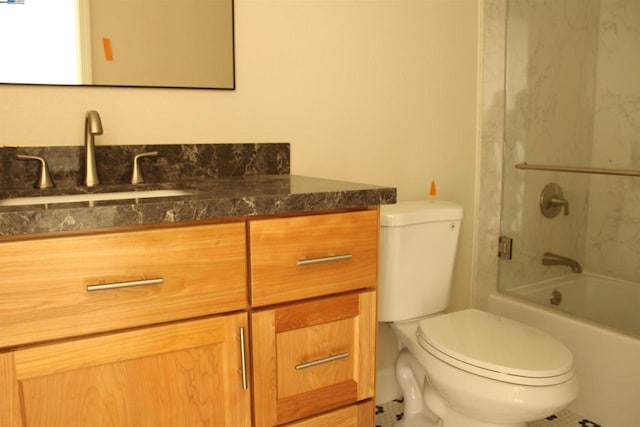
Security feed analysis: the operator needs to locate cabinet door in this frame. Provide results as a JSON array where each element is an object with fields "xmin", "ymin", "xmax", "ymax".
[
  {"xmin": 0, "ymin": 314, "xmax": 251, "ymax": 427},
  {"xmin": 251, "ymin": 291, "xmax": 376, "ymax": 427}
]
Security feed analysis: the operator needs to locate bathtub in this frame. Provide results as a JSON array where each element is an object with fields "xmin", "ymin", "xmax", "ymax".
[
  {"xmin": 505, "ymin": 273, "xmax": 640, "ymax": 336},
  {"xmin": 488, "ymin": 288, "xmax": 640, "ymax": 426}
]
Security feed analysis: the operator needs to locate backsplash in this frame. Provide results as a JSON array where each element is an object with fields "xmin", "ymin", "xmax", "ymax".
[{"xmin": 0, "ymin": 143, "xmax": 290, "ymax": 190}]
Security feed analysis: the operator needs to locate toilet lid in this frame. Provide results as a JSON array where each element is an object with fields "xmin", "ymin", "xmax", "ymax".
[{"xmin": 417, "ymin": 309, "xmax": 575, "ymax": 386}]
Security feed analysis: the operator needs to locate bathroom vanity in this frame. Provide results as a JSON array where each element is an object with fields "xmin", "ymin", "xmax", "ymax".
[{"xmin": 0, "ymin": 144, "xmax": 395, "ymax": 426}]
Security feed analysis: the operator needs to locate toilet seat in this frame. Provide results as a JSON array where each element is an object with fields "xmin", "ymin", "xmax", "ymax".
[{"xmin": 417, "ymin": 309, "xmax": 575, "ymax": 386}]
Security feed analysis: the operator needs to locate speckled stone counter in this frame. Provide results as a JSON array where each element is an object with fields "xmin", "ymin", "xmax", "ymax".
[{"xmin": 0, "ymin": 144, "xmax": 396, "ymax": 237}]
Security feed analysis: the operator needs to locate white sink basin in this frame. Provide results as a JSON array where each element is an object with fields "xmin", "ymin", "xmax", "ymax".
[{"xmin": 0, "ymin": 189, "xmax": 193, "ymax": 207}]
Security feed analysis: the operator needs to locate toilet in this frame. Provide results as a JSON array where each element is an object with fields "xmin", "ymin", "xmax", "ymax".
[{"xmin": 379, "ymin": 200, "xmax": 578, "ymax": 427}]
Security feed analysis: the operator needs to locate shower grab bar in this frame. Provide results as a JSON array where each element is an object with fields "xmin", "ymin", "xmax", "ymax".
[{"xmin": 515, "ymin": 162, "xmax": 640, "ymax": 177}]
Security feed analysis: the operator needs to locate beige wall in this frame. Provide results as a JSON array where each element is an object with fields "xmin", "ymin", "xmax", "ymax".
[{"xmin": 0, "ymin": 0, "xmax": 480, "ymax": 311}]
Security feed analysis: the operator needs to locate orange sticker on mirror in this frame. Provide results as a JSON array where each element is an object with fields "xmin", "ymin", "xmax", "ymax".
[{"xmin": 102, "ymin": 37, "xmax": 113, "ymax": 61}]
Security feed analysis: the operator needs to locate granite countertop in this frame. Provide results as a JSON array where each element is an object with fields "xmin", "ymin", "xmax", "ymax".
[
  {"xmin": 0, "ymin": 175, "xmax": 396, "ymax": 237},
  {"xmin": 0, "ymin": 144, "xmax": 396, "ymax": 237}
]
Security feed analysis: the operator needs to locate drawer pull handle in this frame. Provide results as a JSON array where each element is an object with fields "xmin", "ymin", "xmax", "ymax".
[
  {"xmin": 239, "ymin": 327, "xmax": 248, "ymax": 390},
  {"xmin": 86, "ymin": 277, "xmax": 164, "ymax": 292},
  {"xmin": 296, "ymin": 254, "xmax": 353, "ymax": 266},
  {"xmin": 295, "ymin": 351, "xmax": 349, "ymax": 370}
]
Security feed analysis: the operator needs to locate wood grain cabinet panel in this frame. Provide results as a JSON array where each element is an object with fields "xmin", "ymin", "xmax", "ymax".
[
  {"xmin": 251, "ymin": 291, "xmax": 377, "ymax": 427},
  {"xmin": 283, "ymin": 400, "xmax": 375, "ymax": 427},
  {"xmin": 248, "ymin": 210, "xmax": 379, "ymax": 307},
  {"xmin": 0, "ymin": 207, "xmax": 380, "ymax": 426},
  {"xmin": 0, "ymin": 223, "xmax": 247, "ymax": 348},
  {"xmin": 1, "ymin": 314, "xmax": 251, "ymax": 427}
]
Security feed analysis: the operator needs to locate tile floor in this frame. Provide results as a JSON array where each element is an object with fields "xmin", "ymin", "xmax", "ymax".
[{"xmin": 375, "ymin": 399, "xmax": 602, "ymax": 427}]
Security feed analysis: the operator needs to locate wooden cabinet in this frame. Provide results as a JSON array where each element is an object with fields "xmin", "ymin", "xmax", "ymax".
[
  {"xmin": 0, "ymin": 222, "xmax": 250, "ymax": 427},
  {"xmin": 284, "ymin": 400, "xmax": 375, "ymax": 427},
  {"xmin": 0, "ymin": 208, "xmax": 379, "ymax": 426},
  {"xmin": 249, "ymin": 209, "xmax": 379, "ymax": 426},
  {"xmin": 1, "ymin": 314, "xmax": 251, "ymax": 427},
  {"xmin": 251, "ymin": 291, "xmax": 377, "ymax": 427}
]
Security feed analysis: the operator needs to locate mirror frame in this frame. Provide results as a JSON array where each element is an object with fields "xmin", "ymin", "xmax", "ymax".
[{"xmin": 0, "ymin": 0, "xmax": 235, "ymax": 90}]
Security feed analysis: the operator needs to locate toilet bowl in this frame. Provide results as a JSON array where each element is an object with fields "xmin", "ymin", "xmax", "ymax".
[
  {"xmin": 378, "ymin": 200, "xmax": 578, "ymax": 426},
  {"xmin": 391, "ymin": 310, "xmax": 578, "ymax": 426}
]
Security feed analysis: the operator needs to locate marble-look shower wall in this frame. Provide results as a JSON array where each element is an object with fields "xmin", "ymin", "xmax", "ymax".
[
  {"xmin": 586, "ymin": 0, "xmax": 640, "ymax": 282},
  {"xmin": 499, "ymin": 0, "xmax": 600, "ymax": 290},
  {"xmin": 472, "ymin": 0, "xmax": 507, "ymax": 309}
]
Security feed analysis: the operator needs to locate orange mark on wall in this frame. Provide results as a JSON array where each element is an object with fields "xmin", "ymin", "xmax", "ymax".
[
  {"xmin": 102, "ymin": 37, "xmax": 114, "ymax": 61},
  {"xmin": 429, "ymin": 180, "xmax": 437, "ymax": 197}
]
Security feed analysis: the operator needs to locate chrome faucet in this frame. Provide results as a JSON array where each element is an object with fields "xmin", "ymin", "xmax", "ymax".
[
  {"xmin": 542, "ymin": 252, "xmax": 583, "ymax": 273},
  {"xmin": 84, "ymin": 110, "xmax": 103, "ymax": 187}
]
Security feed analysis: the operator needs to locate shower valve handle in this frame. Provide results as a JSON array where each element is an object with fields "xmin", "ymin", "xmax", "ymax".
[
  {"xmin": 539, "ymin": 183, "xmax": 569, "ymax": 218},
  {"xmin": 549, "ymin": 197, "xmax": 569, "ymax": 216}
]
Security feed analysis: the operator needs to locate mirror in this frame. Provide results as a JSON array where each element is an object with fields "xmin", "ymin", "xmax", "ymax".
[{"xmin": 0, "ymin": 0, "xmax": 234, "ymax": 89}]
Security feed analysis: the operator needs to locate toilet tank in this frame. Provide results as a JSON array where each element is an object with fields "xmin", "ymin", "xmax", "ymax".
[{"xmin": 378, "ymin": 200, "xmax": 463, "ymax": 322}]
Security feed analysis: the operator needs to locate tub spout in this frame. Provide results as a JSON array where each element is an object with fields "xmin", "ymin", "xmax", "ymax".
[{"xmin": 542, "ymin": 252, "xmax": 583, "ymax": 273}]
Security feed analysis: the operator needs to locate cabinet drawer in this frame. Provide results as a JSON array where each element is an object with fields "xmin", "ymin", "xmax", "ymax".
[
  {"xmin": 251, "ymin": 291, "xmax": 377, "ymax": 426},
  {"xmin": 284, "ymin": 400, "xmax": 375, "ymax": 427},
  {"xmin": 0, "ymin": 223, "xmax": 247, "ymax": 348},
  {"xmin": 249, "ymin": 210, "xmax": 378, "ymax": 306}
]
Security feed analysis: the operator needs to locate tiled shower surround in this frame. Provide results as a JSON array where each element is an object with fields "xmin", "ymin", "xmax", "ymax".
[{"xmin": 499, "ymin": 0, "xmax": 640, "ymax": 289}]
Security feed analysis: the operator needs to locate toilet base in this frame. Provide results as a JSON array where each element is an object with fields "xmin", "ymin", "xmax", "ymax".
[
  {"xmin": 395, "ymin": 348, "xmax": 532, "ymax": 427},
  {"xmin": 423, "ymin": 378, "xmax": 527, "ymax": 427}
]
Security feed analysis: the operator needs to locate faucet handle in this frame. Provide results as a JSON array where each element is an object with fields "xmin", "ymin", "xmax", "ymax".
[
  {"xmin": 539, "ymin": 183, "xmax": 569, "ymax": 217},
  {"xmin": 131, "ymin": 151, "xmax": 159, "ymax": 184},
  {"xmin": 549, "ymin": 196, "xmax": 569, "ymax": 215},
  {"xmin": 17, "ymin": 154, "xmax": 55, "ymax": 189}
]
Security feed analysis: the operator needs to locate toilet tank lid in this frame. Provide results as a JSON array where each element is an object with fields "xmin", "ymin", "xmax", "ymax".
[{"xmin": 380, "ymin": 200, "xmax": 463, "ymax": 227}]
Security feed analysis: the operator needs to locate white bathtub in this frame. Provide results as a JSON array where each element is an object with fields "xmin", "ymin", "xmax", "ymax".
[
  {"xmin": 506, "ymin": 273, "xmax": 640, "ymax": 336},
  {"xmin": 488, "ymin": 290, "xmax": 640, "ymax": 426}
]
